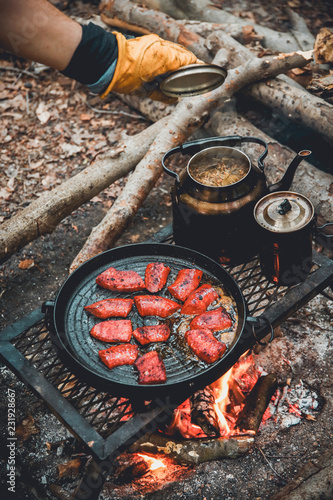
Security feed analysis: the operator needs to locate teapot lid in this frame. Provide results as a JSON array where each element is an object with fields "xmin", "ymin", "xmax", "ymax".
[
  {"xmin": 254, "ymin": 191, "xmax": 314, "ymax": 233},
  {"xmin": 160, "ymin": 64, "xmax": 227, "ymax": 97}
]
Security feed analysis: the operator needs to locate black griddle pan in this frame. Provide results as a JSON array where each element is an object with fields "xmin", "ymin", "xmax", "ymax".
[{"xmin": 48, "ymin": 243, "xmax": 252, "ymax": 400}]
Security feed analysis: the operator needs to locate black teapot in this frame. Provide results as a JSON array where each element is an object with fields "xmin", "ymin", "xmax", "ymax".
[{"xmin": 162, "ymin": 135, "xmax": 311, "ymax": 264}]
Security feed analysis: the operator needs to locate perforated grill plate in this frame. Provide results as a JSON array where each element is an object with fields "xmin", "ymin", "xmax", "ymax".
[{"xmin": 53, "ymin": 244, "xmax": 246, "ymax": 398}]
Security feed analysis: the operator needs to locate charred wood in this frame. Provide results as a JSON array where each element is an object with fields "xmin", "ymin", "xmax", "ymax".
[
  {"xmin": 190, "ymin": 387, "xmax": 220, "ymax": 436},
  {"xmin": 129, "ymin": 432, "xmax": 254, "ymax": 464},
  {"xmin": 114, "ymin": 455, "xmax": 149, "ymax": 484},
  {"xmin": 235, "ymin": 374, "xmax": 278, "ymax": 433}
]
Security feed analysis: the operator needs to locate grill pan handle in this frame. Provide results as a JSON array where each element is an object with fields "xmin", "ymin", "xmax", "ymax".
[
  {"xmin": 246, "ymin": 316, "xmax": 274, "ymax": 346},
  {"xmin": 42, "ymin": 301, "xmax": 55, "ymax": 334},
  {"xmin": 162, "ymin": 135, "xmax": 268, "ymax": 183},
  {"xmin": 42, "ymin": 301, "xmax": 55, "ymax": 313}
]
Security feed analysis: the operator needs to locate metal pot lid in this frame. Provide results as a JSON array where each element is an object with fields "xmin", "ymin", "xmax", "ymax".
[
  {"xmin": 254, "ymin": 191, "xmax": 314, "ymax": 233},
  {"xmin": 160, "ymin": 64, "xmax": 227, "ymax": 97}
]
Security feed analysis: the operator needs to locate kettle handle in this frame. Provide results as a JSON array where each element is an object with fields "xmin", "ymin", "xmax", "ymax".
[{"xmin": 162, "ymin": 135, "xmax": 268, "ymax": 182}]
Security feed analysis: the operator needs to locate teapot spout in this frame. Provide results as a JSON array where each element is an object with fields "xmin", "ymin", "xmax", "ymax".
[{"xmin": 268, "ymin": 150, "xmax": 312, "ymax": 193}]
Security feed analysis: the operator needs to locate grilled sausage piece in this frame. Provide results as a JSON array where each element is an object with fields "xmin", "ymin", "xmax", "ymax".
[
  {"xmin": 96, "ymin": 267, "xmax": 145, "ymax": 292},
  {"xmin": 145, "ymin": 262, "xmax": 171, "ymax": 293},
  {"xmin": 167, "ymin": 268, "xmax": 203, "ymax": 302},
  {"xmin": 84, "ymin": 298, "xmax": 134, "ymax": 319},
  {"xmin": 135, "ymin": 351, "xmax": 167, "ymax": 384},
  {"xmin": 190, "ymin": 307, "xmax": 232, "ymax": 331},
  {"xmin": 134, "ymin": 295, "xmax": 181, "ymax": 318},
  {"xmin": 90, "ymin": 319, "xmax": 133, "ymax": 342},
  {"xmin": 181, "ymin": 284, "xmax": 219, "ymax": 315},
  {"xmin": 185, "ymin": 328, "xmax": 226, "ymax": 364},
  {"xmin": 99, "ymin": 343, "xmax": 138, "ymax": 370},
  {"xmin": 132, "ymin": 324, "xmax": 170, "ymax": 345}
]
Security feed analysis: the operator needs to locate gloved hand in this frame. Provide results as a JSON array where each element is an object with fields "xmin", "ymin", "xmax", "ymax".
[{"xmin": 100, "ymin": 32, "xmax": 199, "ymax": 104}]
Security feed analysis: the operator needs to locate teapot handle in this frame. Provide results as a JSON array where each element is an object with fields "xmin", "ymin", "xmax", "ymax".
[{"xmin": 162, "ymin": 135, "xmax": 268, "ymax": 182}]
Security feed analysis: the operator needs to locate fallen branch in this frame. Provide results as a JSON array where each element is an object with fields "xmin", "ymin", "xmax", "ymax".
[
  {"xmin": 129, "ymin": 432, "xmax": 254, "ymax": 464},
  {"xmin": 70, "ymin": 49, "xmax": 312, "ymax": 271},
  {"xmin": 101, "ymin": 0, "xmax": 212, "ymax": 61},
  {"xmin": 204, "ymin": 29, "xmax": 333, "ymax": 145},
  {"xmin": 236, "ymin": 374, "xmax": 278, "ymax": 433},
  {"xmin": 202, "ymin": 26, "xmax": 331, "ymax": 142},
  {"xmin": 129, "ymin": 0, "xmax": 187, "ymax": 20},
  {"xmin": 0, "ymin": 119, "xmax": 164, "ymax": 263},
  {"xmin": 101, "ymin": 4, "xmax": 333, "ymax": 144},
  {"xmin": 100, "ymin": 12, "xmax": 152, "ymax": 35},
  {"xmin": 128, "ymin": 0, "xmax": 301, "ymax": 52},
  {"xmin": 285, "ymin": 7, "xmax": 315, "ymax": 52},
  {"xmin": 210, "ymin": 106, "xmax": 333, "ymax": 221},
  {"xmin": 113, "ymin": 88, "xmax": 333, "ymax": 223}
]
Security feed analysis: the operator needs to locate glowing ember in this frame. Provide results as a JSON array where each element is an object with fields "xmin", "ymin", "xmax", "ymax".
[
  {"xmin": 137, "ymin": 454, "xmax": 166, "ymax": 471},
  {"xmin": 164, "ymin": 352, "xmax": 261, "ymax": 438}
]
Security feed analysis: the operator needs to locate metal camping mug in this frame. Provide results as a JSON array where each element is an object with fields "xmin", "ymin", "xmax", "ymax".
[{"xmin": 254, "ymin": 192, "xmax": 318, "ymax": 286}]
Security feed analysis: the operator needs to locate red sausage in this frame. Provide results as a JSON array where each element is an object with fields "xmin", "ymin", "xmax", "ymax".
[
  {"xmin": 132, "ymin": 324, "xmax": 170, "ymax": 345},
  {"xmin": 134, "ymin": 295, "xmax": 181, "ymax": 318},
  {"xmin": 145, "ymin": 262, "xmax": 171, "ymax": 293},
  {"xmin": 84, "ymin": 298, "xmax": 134, "ymax": 319},
  {"xmin": 99, "ymin": 343, "xmax": 138, "ymax": 370},
  {"xmin": 167, "ymin": 268, "xmax": 203, "ymax": 302},
  {"xmin": 181, "ymin": 284, "xmax": 219, "ymax": 315},
  {"xmin": 96, "ymin": 267, "xmax": 145, "ymax": 292},
  {"xmin": 185, "ymin": 328, "xmax": 226, "ymax": 364},
  {"xmin": 190, "ymin": 307, "xmax": 232, "ymax": 332},
  {"xmin": 135, "ymin": 351, "xmax": 167, "ymax": 384},
  {"xmin": 90, "ymin": 319, "xmax": 133, "ymax": 343}
]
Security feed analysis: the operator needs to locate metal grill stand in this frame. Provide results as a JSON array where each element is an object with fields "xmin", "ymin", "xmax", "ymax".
[{"xmin": 1, "ymin": 224, "xmax": 333, "ymax": 499}]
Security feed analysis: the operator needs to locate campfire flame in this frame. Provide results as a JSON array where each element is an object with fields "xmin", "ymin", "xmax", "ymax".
[
  {"xmin": 164, "ymin": 352, "xmax": 261, "ymax": 439},
  {"xmin": 137, "ymin": 454, "xmax": 166, "ymax": 471}
]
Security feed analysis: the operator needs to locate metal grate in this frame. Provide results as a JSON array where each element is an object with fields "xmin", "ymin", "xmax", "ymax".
[
  {"xmin": 1, "ymin": 224, "xmax": 333, "ymax": 463},
  {"xmin": 12, "ymin": 318, "xmax": 134, "ymax": 438}
]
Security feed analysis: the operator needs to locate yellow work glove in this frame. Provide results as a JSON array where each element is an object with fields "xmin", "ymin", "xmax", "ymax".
[{"xmin": 100, "ymin": 32, "xmax": 199, "ymax": 104}]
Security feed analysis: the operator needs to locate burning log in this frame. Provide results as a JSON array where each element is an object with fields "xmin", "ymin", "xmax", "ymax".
[
  {"xmin": 129, "ymin": 432, "xmax": 254, "ymax": 464},
  {"xmin": 0, "ymin": 119, "xmax": 164, "ymax": 264},
  {"xmin": 285, "ymin": 7, "xmax": 316, "ymax": 52},
  {"xmin": 190, "ymin": 387, "xmax": 220, "ymax": 436},
  {"xmin": 115, "ymin": 454, "xmax": 150, "ymax": 484},
  {"xmin": 70, "ymin": 49, "xmax": 312, "ymax": 270},
  {"xmin": 236, "ymin": 374, "xmax": 278, "ymax": 433}
]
